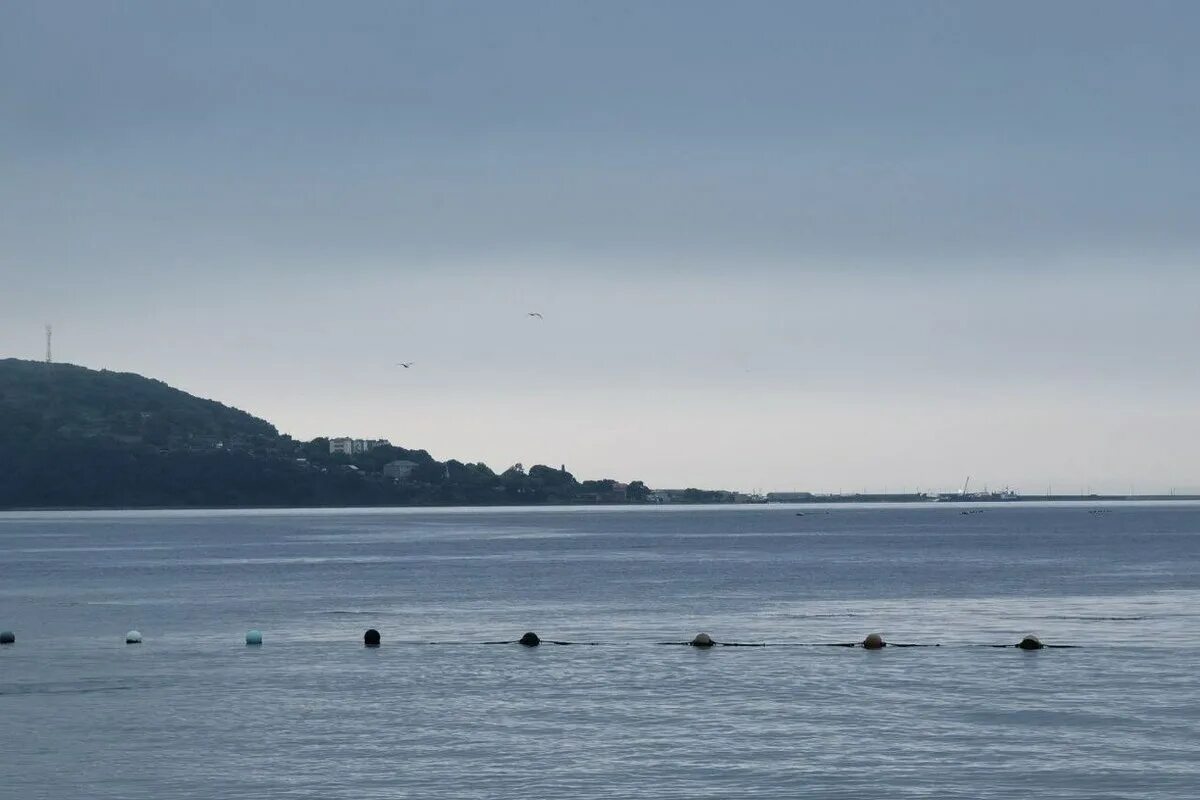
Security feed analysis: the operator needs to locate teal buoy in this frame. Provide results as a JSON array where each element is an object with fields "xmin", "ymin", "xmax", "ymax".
[
  {"xmin": 1017, "ymin": 634, "xmax": 1044, "ymax": 650},
  {"xmin": 125, "ymin": 630, "xmax": 142, "ymax": 644},
  {"xmin": 245, "ymin": 629, "xmax": 263, "ymax": 646},
  {"xmin": 0, "ymin": 630, "xmax": 14, "ymax": 645},
  {"xmin": 519, "ymin": 632, "xmax": 541, "ymax": 647}
]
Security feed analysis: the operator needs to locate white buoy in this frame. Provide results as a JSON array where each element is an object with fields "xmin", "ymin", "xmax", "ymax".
[
  {"xmin": 125, "ymin": 630, "xmax": 142, "ymax": 644},
  {"xmin": 245, "ymin": 629, "xmax": 263, "ymax": 646},
  {"xmin": 0, "ymin": 630, "xmax": 14, "ymax": 645}
]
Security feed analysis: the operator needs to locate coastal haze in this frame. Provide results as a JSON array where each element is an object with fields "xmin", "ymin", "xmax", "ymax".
[{"xmin": 3, "ymin": 2, "xmax": 1199, "ymax": 494}]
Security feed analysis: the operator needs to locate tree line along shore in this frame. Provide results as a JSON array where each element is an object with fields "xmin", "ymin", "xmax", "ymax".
[{"xmin": 0, "ymin": 359, "xmax": 736, "ymax": 509}]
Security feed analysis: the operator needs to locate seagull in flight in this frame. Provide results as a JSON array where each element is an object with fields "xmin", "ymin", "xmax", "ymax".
[
  {"xmin": 527, "ymin": 312, "xmax": 543, "ymax": 319},
  {"xmin": 396, "ymin": 362, "xmax": 413, "ymax": 369}
]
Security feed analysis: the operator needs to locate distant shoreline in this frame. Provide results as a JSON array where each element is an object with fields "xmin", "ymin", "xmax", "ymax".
[
  {"xmin": 2, "ymin": 495, "xmax": 1199, "ymax": 513},
  {"xmin": 775, "ymin": 494, "xmax": 1200, "ymax": 504},
  {"xmin": 7, "ymin": 361, "xmax": 1195, "ymax": 513}
]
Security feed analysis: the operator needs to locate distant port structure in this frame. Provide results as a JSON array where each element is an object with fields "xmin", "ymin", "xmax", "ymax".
[
  {"xmin": 929, "ymin": 476, "xmax": 1019, "ymax": 502},
  {"xmin": 763, "ymin": 477, "xmax": 1198, "ymax": 504}
]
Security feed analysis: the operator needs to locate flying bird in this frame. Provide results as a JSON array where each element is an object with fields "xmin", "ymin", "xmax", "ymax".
[
  {"xmin": 527, "ymin": 312, "xmax": 543, "ymax": 319},
  {"xmin": 396, "ymin": 362, "xmax": 413, "ymax": 368}
]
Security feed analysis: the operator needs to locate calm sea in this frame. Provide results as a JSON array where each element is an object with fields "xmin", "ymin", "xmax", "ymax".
[{"xmin": 1, "ymin": 504, "xmax": 1198, "ymax": 799}]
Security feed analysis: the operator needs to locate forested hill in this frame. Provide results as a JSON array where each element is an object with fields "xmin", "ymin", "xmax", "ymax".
[
  {"xmin": 0, "ymin": 359, "xmax": 715, "ymax": 509},
  {"xmin": 0, "ymin": 359, "xmax": 280, "ymax": 450}
]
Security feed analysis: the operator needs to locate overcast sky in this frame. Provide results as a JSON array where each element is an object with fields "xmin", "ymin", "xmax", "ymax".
[{"xmin": 2, "ymin": 1, "xmax": 1198, "ymax": 493}]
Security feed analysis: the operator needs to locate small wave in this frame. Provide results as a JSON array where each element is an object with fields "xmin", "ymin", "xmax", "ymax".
[
  {"xmin": 0, "ymin": 683, "xmax": 135, "ymax": 698},
  {"xmin": 961, "ymin": 708, "xmax": 1145, "ymax": 730},
  {"xmin": 311, "ymin": 610, "xmax": 385, "ymax": 617},
  {"xmin": 1043, "ymin": 615, "xmax": 1147, "ymax": 621},
  {"xmin": 77, "ymin": 599, "xmax": 178, "ymax": 607}
]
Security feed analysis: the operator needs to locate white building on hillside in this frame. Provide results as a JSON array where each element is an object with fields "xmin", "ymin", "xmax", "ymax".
[{"xmin": 328, "ymin": 437, "xmax": 391, "ymax": 455}]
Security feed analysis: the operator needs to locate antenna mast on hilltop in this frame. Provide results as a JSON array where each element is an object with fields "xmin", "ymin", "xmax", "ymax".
[{"xmin": 45, "ymin": 324, "xmax": 53, "ymax": 364}]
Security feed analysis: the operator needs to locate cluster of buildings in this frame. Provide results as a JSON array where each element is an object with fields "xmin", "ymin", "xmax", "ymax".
[
  {"xmin": 327, "ymin": 437, "xmax": 391, "ymax": 456},
  {"xmin": 573, "ymin": 482, "xmax": 631, "ymax": 503},
  {"xmin": 648, "ymin": 489, "xmax": 761, "ymax": 504},
  {"xmin": 765, "ymin": 492, "xmax": 816, "ymax": 502},
  {"xmin": 324, "ymin": 437, "xmax": 421, "ymax": 483}
]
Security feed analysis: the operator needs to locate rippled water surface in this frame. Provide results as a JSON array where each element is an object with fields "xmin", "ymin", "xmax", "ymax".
[{"xmin": 2, "ymin": 503, "xmax": 1198, "ymax": 798}]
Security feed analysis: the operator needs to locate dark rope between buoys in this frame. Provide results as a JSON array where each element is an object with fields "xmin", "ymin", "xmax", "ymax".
[
  {"xmin": 657, "ymin": 641, "xmax": 767, "ymax": 647},
  {"xmin": 481, "ymin": 639, "xmax": 601, "ymax": 646},
  {"xmin": 420, "ymin": 640, "xmax": 1073, "ymax": 648},
  {"xmin": 988, "ymin": 644, "xmax": 1078, "ymax": 649},
  {"xmin": 656, "ymin": 641, "xmax": 942, "ymax": 648},
  {"xmin": 820, "ymin": 642, "xmax": 940, "ymax": 648},
  {"xmin": 355, "ymin": 629, "xmax": 1075, "ymax": 649}
]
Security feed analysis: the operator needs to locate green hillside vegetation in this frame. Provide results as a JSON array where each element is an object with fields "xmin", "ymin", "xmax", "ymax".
[{"xmin": 0, "ymin": 359, "xmax": 683, "ymax": 509}]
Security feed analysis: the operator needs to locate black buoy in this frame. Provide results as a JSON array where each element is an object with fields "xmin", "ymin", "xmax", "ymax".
[
  {"xmin": 519, "ymin": 632, "xmax": 541, "ymax": 647},
  {"xmin": 690, "ymin": 633, "xmax": 715, "ymax": 648},
  {"xmin": 1017, "ymin": 634, "xmax": 1044, "ymax": 650},
  {"xmin": 862, "ymin": 632, "xmax": 886, "ymax": 650},
  {"xmin": 0, "ymin": 630, "xmax": 14, "ymax": 645},
  {"xmin": 364, "ymin": 628, "xmax": 381, "ymax": 647}
]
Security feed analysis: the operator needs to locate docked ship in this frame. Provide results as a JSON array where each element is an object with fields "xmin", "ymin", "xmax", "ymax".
[{"xmin": 930, "ymin": 477, "xmax": 1019, "ymax": 502}]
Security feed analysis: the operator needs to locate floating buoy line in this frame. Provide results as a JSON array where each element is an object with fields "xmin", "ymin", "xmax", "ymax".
[{"xmin": 0, "ymin": 629, "xmax": 1079, "ymax": 650}]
